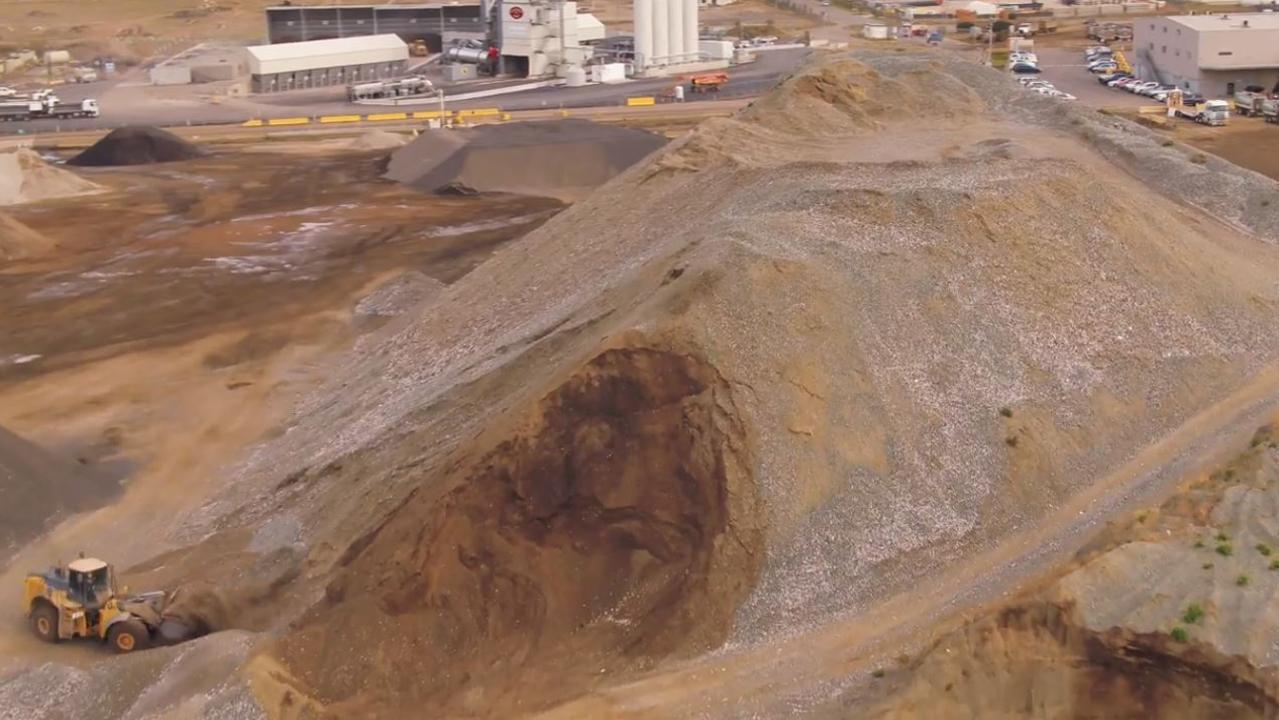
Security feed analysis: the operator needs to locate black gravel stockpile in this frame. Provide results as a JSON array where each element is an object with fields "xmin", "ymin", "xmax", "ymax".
[
  {"xmin": 385, "ymin": 119, "xmax": 667, "ymax": 201},
  {"xmin": 68, "ymin": 126, "xmax": 207, "ymax": 167}
]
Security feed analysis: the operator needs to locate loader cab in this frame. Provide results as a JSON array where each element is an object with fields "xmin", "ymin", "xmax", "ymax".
[{"xmin": 66, "ymin": 558, "xmax": 114, "ymax": 609}]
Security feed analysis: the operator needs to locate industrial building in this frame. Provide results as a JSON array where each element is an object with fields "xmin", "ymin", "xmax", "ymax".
[
  {"xmin": 149, "ymin": 44, "xmax": 247, "ymax": 86},
  {"xmin": 497, "ymin": 1, "xmax": 606, "ymax": 77},
  {"xmin": 1134, "ymin": 14, "xmax": 1279, "ymax": 96},
  {"xmin": 245, "ymin": 34, "xmax": 409, "ymax": 93},
  {"xmin": 265, "ymin": 3, "xmax": 488, "ymax": 50}
]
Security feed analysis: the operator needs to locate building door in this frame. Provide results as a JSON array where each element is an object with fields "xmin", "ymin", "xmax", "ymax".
[{"xmin": 1227, "ymin": 82, "xmax": 1235, "ymax": 96}]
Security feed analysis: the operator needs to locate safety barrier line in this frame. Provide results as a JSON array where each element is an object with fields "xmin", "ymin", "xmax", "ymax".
[
  {"xmin": 241, "ymin": 119, "xmax": 264, "ymax": 127},
  {"xmin": 267, "ymin": 117, "xmax": 310, "ymax": 126},
  {"xmin": 626, "ymin": 96, "xmax": 656, "ymax": 107},
  {"xmin": 319, "ymin": 114, "xmax": 362, "ymax": 124},
  {"xmin": 366, "ymin": 112, "xmax": 409, "ymax": 121},
  {"xmin": 411, "ymin": 110, "xmax": 451, "ymax": 119},
  {"xmin": 456, "ymin": 107, "xmax": 501, "ymax": 117}
]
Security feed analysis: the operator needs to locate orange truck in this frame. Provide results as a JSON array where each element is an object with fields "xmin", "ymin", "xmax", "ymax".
[{"xmin": 689, "ymin": 72, "xmax": 729, "ymax": 93}]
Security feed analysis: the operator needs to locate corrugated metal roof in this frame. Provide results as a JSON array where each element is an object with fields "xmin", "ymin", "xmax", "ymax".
[{"xmin": 245, "ymin": 34, "xmax": 407, "ymax": 63}]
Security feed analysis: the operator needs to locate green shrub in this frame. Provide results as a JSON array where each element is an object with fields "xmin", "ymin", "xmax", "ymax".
[
  {"xmin": 1203, "ymin": 562, "xmax": 1214, "ymax": 570},
  {"xmin": 1217, "ymin": 532, "xmax": 1230, "ymax": 541},
  {"xmin": 1170, "ymin": 626, "xmax": 1189, "ymax": 643},
  {"xmin": 1257, "ymin": 543, "xmax": 1272, "ymax": 557},
  {"xmin": 871, "ymin": 669, "xmax": 885, "ymax": 678},
  {"xmin": 1193, "ymin": 539, "xmax": 1205, "ymax": 549},
  {"xmin": 999, "ymin": 406, "xmax": 1013, "ymax": 418},
  {"xmin": 1182, "ymin": 603, "xmax": 1204, "ymax": 625},
  {"xmin": 1216, "ymin": 543, "xmax": 1234, "ymax": 557},
  {"xmin": 1237, "ymin": 574, "xmax": 1250, "ymax": 587},
  {"xmin": 1270, "ymin": 559, "xmax": 1279, "ymax": 571}
]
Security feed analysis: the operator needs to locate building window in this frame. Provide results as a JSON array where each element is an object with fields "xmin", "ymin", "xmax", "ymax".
[
  {"xmin": 1219, "ymin": 51, "xmax": 1233, "ymax": 56},
  {"xmin": 1149, "ymin": 41, "xmax": 1154, "ymax": 50},
  {"xmin": 1162, "ymin": 45, "xmax": 1166, "ymax": 53},
  {"xmin": 1162, "ymin": 26, "xmax": 1167, "ymax": 33}
]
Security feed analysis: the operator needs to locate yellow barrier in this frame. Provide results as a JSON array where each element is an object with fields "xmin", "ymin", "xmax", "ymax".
[
  {"xmin": 626, "ymin": 96, "xmax": 656, "ymax": 107},
  {"xmin": 267, "ymin": 117, "xmax": 310, "ymax": 126},
  {"xmin": 457, "ymin": 108, "xmax": 501, "ymax": 117},
  {"xmin": 320, "ymin": 114, "xmax": 361, "ymax": 124},
  {"xmin": 366, "ymin": 112, "xmax": 409, "ymax": 122},
  {"xmin": 242, "ymin": 119, "xmax": 264, "ymax": 127},
  {"xmin": 412, "ymin": 110, "xmax": 451, "ymax": 119}
]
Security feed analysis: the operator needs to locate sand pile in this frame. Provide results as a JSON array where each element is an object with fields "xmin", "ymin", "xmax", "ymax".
[
  {"xmin": 0, "ymin": 211, "xmax": 56, "ymax": 260},
  {"xmin": 23, "ymin": 50, "xmax": 1279, "ymax": 718},
  {"xmin": 870, "ymin": 428, "xmax": 1279, "ymax": 719},
  {"xmin": 0, "ymin": 425, "xmax": 119, "ymax": 567},
  {"xmin": 385, "ymin": 118, "xmax": 666, "ymax": 201},
  {"xmin": 0, "ymin": 148, "xmax": 102, "ymax": 206},
  {"xmin": 68, "ymin": 126, "xmax": 206, "ymax": 167},
  {"xmin": 347, "ymin": 129, "xmax": 408, "ymax": 151}
]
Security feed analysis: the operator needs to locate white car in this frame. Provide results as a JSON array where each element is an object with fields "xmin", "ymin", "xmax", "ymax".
[
  {"xmin": 0, "ymin": 86, "xmax": 15, "ymax": 97},
  {"xmin": 1010, "ymin": 52, "xmax": 1038, "ymax": 63},
  {"xmin": 1048, "ymin": 90, "xmax": 1077, "ymax": 101},
  {"xmin": 1129, "ymin": 81, "xmax": 1159, "ymax": 94}
]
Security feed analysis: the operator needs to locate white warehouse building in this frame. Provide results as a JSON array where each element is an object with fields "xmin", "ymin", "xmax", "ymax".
[{"xmin": 245, "ymin": 34, "xmax": 409, "ymax": 93}]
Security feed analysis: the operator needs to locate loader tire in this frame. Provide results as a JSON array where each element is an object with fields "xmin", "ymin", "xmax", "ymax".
[
  {"xmin": 107, "ymin": 619, "xmax": 150, "ymax": 654},
  {"xmin": 31, "ymin": 603, "xmax": 60, "ymax": 643}
]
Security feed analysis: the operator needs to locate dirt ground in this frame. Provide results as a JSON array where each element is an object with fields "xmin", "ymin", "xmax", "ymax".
[{"xmin": 0, "ymin": 137, "xmax": 560, "ymax": 669}]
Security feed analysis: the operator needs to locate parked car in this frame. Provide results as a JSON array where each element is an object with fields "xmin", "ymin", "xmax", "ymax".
[
  {"xmin": 1010, "ymin": 52, "xmax": 1039, "ymax": 64},
  {"xmin": 1180, "ymin": 92, "xmax": 1206, "ymax": 105},
  {"xmin": 0, "ymin": 86, "xmax": 15, "ymax": 98},
  {"xmin": 1111, "ymin": 77, "xmax": 1140, "ymax": 88},
  {"xmin": 1098, "ymin": 72, "xmax": 1130, "ymax": 84},
  {"xmin": 1150, "ymin": 86, "xmax": 1178, "ymax": 101},
  {"xmin": 1010, "ymin": 62, "xmax": 1042, "ymax": 74},
  {"xmin": 1048, "ymin": 90, "xmax": 1078, "ymax": 101},
  {"xmin": 1130, "ymin": 81, "xmax": 1161, "ymax": 95}
]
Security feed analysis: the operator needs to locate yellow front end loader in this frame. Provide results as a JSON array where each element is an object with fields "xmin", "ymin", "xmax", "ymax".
[{"xmin": 23, "ymin": 556, "xmax": 169, "ymax": 653}]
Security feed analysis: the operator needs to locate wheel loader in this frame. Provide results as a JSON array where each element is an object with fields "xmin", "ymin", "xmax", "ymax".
[{"xmin": 23, "ymin": 556, "xmax": 183, "ymax": 653}]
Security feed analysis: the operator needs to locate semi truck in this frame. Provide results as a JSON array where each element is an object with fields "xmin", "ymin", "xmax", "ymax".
[
  {"xmin": 347, "ymin": 76, "xmax": 434, "ymax": 101},
  {"xmin": 1175, "ymin": 99, "xmax": 1229, "ymax": 126},
  {"xmin": 0, "ymin": 97, "xmax": 99, "ymax": 121}
]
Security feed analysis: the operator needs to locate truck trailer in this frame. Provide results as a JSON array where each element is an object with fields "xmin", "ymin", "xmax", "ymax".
[
  {"xmin": 0, "ymin": 97, "xmax": 99, "ymax": 121},
  {"xmin": 1175, "ymin": 99, "xmax": 1230, "ymax": 126}
]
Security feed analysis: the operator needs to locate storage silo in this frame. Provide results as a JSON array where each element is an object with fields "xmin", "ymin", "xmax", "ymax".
[
  {"xmin": 653, "ymin": 0, "xmax": 670, "ymax": 64},
  {"xmin": 683, "ymin": 0, "xmax": 698, "ymax": 60},
  {"xmin": 669, "ymin": 0, "xmax": 684, "ymax": 63},
  {"xmin": 634, "ymin": 0, "xmax": 653, "ymax": 68}
]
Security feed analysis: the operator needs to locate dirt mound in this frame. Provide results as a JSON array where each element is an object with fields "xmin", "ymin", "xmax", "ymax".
[
  {"xmin": 0, "ymin": 425, "xmax": 120, "ymax": 566},
  {"xmin": 58, "ymin": 50, "xmax": 1279, "ymax": 717},
  {"xmin": 868, "ymin": 429, "xmax": 1279, "ymax": 719},
  {"xmin": 270, "ymin": 348, "xmax": 763, "ymax": 715},
  {"xmin": 68, "ymin": 126, "xmax": 206, "ymax": 167},
  {"xmin": 0, "ymin": 211, "xmax": 56, "ymax": 260},
  {"xmin": 0, "ymin": 148, "xmax": 102, "ymax": 206},
  {"xmin": 385, "ymin": 119, "xmax": 667, "ymax": 201},
  {"xmin": 347, "ymin": 129, "xmax": 408, "ymax": 151}
]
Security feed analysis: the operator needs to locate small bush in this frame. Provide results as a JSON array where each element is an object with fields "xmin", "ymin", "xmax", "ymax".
[
  {"xmin": 1161, "ymin": 139, "xmax": 1175, "ymax": 147},
  {"xmin": 871, "ymin": 669, "xmax": 885, "ymax": 678},
  {"xmin": 1237, "ymin": 575, "xmax": 1250, "ymax": 587},
  {"xmin": 999, "ymin": 406, "xmax": 1013, "ymax": 418},
  {"xmin": 1257, "ymin": 544, "xmax": 1272, "ymax": 557},
  {"xmin": 1217, "ymin": 543, "xmax": 1234, "ymax": 557},
  {"xmin": 1217, "ymin": 532, "xmax": 1230, "ymax": 542},
  {"xmin": 1203, "ymin": 562, "xmax": 1214, "ymax": 570},
  {"xmin": 1182, "ymin": 603, "xmax": 1205, "ymax": 625},
  {"xmin": 1270, "ymin": 559, "xmax": 1279, "ymax": 571},
  {"xmin": 1190, "ymin": 152, "xmax": 1208, "ymax": 165},
  {"xmin": 1193, "ymin": 539, "xmax": 1205, "ymax": 549},
  {"xmin": 1137, "ymin": 511, "xmax": 1149, "ymax": 524},
  {"xmin": 1006, "ymin": 435, "xmax": 1019, "ymax": 447},
  {"xmin": 1170, "ymin": 626, "xmax": 1189, "ymax": 643}
]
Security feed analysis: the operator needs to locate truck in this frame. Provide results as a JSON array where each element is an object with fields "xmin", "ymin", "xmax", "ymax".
[
  {"xmin": 1232, "ymin": 88, "xmax": 1271, "ymax": 117},
  {"xmin": 347, "ymin": 75, "xmax": 433, "ymax": 101},
  {"xmin": 1175, "ymin": 99, "xmax": 1230, "ymax": 126},
  {"xmin": 0, "ymin": 98, "xmax": 99, "ymax": 121}
]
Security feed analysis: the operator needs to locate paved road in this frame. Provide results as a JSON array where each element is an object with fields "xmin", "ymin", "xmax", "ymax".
[{"xmin": 2, "ymin": 48, "xmax": 809, "ymax": 136}]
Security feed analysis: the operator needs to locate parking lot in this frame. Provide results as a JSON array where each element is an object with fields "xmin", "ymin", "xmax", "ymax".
[{"xmin": 1030, "ymin": 47, "xmax": 1155, "ymax": 109}]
